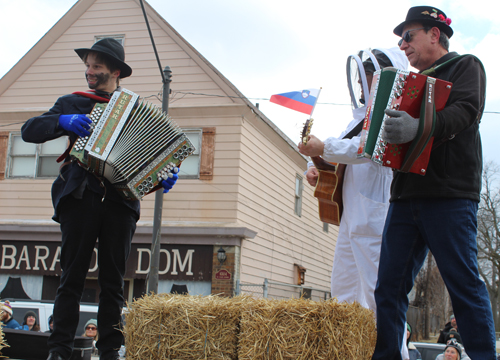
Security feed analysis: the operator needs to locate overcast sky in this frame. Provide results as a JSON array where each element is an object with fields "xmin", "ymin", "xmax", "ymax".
[{"xmin": 0, "ymin": 0, "xmax": 498, "ymax": 162}]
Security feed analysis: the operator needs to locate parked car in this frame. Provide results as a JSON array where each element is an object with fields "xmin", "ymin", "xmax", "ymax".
[
  {"xmin": 5, "ymin": 299, "xmax": 98, "ymax": 335},
  {"xmin": 413, "ymin": 342, "xmax": 446, "ymax": 360}
]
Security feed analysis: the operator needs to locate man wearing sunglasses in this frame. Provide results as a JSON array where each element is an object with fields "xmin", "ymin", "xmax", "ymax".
[{"xmin": 371, "ymin": 5, "xmax": 494, "ymax": 360}]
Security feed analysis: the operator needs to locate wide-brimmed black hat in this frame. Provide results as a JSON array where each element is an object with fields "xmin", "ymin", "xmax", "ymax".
[
  {"xmin": 75, "ymin": 38, "xmax": 132, "ymax": 78},
  {"xmin": 394, "ymin": 6, "xmax": 453, "ymax": 38}
]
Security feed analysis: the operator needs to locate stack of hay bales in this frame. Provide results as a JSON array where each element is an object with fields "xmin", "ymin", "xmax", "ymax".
[{"xmin": 124, "ymin": 294, "xmax": 376, "ymax": 360}]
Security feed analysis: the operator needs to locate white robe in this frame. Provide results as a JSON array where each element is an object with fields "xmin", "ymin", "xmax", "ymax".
[{"xmin": 319, "ymin": 106, "xmax": 392, "ymax": 310}]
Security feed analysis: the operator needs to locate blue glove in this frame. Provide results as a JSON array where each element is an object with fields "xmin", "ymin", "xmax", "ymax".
[
  {"xmin": 161, "ymin": 173, "xmax": 178, "ymax": 193},
  {"xmin": 58, "ymin": 114, "xmax": 92, "ymax": 137},
  {"xmin": 382, "ymin": 109, "xmax": 419, "ymax": 144}
]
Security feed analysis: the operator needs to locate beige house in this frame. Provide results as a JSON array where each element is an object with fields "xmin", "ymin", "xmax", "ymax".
[{"xmin": 0, "ymin": 0, "xmax": 338, "ymax": 302}]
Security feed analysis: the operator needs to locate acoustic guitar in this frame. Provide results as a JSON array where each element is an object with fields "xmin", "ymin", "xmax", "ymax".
[{"xmin": 301, "ymin": 119, "xmax": 345, "ymax": 226}]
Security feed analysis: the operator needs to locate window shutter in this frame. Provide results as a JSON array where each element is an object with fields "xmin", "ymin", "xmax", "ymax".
[
  {"xmin": 0, "ymin": 132, "xmax": 10, "ymax": 180},
  {"xmin": 199, "ymin": 127, "xmax": 215, "ymax": 180}
]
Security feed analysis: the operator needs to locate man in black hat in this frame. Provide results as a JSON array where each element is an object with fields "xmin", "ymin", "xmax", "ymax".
[
  {"xmin": 371, "ymin": 6, "xmax": 494, "ymax": 360},
  {"xmin": 21, "ymin": 38, "xmax": 177, "ymax": 360}
]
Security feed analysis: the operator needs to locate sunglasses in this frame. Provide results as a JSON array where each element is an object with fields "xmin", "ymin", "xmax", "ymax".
[
  {"xmin": 398, "ymin": 27, "xmax": 425, "ymax": 47},
  {"xmin": 86, "ymin": 326, "xmax": 97, "ymax": 330}
]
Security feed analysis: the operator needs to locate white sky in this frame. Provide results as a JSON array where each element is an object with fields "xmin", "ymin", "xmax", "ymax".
[{"xmin": 0, "ymin": 0, "xmax": 499, "ymax": 161}]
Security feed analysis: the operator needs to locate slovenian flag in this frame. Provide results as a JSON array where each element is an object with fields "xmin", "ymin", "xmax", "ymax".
[{"xmin": 270, "ymin": 88, "xmax": 320, "ymax": 115}]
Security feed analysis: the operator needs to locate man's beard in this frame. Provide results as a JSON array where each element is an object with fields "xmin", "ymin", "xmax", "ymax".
[{"xmin": 86, "ymin": 72, "xmax": 111, "ymax": 90}]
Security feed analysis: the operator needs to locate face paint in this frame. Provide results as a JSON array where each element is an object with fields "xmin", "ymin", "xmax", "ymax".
[{"xmin": 86, "ymin": 72, "xmax": 112, "ymax": 90}]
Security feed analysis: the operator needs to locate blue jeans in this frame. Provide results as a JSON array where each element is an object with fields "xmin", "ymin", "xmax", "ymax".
[{"xmin": 372, "ymin": 199, "xmax": 496, "ymax": 360}]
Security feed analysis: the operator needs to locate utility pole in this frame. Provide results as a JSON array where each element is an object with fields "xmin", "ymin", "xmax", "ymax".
[{"xmin": 147, "ymin": 66, "xmax": 172, "ymax": 294}]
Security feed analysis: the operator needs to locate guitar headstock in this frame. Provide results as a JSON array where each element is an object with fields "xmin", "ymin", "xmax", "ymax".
[{"xmin": 301, "ymin": 118, "xmax": 314, "ymax": 145}]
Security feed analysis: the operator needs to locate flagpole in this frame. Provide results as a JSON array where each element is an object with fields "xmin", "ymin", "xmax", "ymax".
[{"xmin": 309, "ymin": 87, "xmax": 322, "ymax": 119}]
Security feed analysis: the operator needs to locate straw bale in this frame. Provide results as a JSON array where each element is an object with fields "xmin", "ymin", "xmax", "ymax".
[
  {"xmin": 238, "ymin": 298, "xmax": 376, "ymax": 360},
  {"xmin": 124, "ymin": 293, "xmax": 251, "ymax": 360},
  {"xmin": 124, "ymin": 294, "xmax": 376, "ymax": 360},
  {"xmin": 0, "ymin": 326, "xmax": 8, "ymax": 354}
]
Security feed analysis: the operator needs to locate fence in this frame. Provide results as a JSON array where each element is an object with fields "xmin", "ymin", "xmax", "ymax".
[{"xmin": 235, "ymin": 278, "xmax": 331, "ymax": 301}]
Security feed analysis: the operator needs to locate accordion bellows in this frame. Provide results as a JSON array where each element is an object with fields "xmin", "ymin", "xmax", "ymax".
[{"xmin": 70, "ymin": 88, "xmax": 195, "ymax": 200}]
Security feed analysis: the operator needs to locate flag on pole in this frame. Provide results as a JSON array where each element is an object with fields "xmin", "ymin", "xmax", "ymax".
[{"xmin": 269, "ymin": 88, "xmax": 321, "ymax": 115}]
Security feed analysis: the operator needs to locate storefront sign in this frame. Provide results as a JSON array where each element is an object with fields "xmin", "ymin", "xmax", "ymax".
[{"xmin": 0, "ymin": 241, "xmax": 212, "ymax": 281}]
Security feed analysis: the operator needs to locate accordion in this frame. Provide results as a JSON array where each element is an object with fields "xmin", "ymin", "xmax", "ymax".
[
  {"xmin": 357, "ymin": 67, "xmax": 452, "ymax": 175},
  {"xmin": 70, "ymin": 88, "xmax": 195, "ymax": 200}
]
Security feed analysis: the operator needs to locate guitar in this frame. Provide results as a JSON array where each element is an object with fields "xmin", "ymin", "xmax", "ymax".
[{"xmin": 301, "ymin": 119, "xmax": 345, "ymax": 226}]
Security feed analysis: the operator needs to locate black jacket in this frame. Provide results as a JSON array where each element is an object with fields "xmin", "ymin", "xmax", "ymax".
[
  {"xmin": 437, "ymin": 321, "xmax": 453, "ymax": 343},
  {"xmin": 21, "ymin": 93, "xmax": 140, "ymax": 222},
  {"xmin": 390, "ymin": 52, "xmax": 486, "ymax": 202}
]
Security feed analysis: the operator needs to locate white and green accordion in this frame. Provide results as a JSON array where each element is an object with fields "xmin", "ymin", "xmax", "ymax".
[{"xmin": 70, "ymin": 88, "xmax": 194, "ymax": 200}]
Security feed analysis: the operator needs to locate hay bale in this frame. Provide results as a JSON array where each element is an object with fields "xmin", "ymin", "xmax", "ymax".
[
  {"xmin": 124, "ymin": 294, "xmax": 376, "ymax": 360},
  {"xmin": 0, "ymin": 326, "xmax": 8, "ymax": 355},
  {"xmin": 237, "ymin": 298, "xmax": 376, "ymax": 360},
  {"xmin": 124, "ymin": 293, "xmax": 250, "ymax": 360}
]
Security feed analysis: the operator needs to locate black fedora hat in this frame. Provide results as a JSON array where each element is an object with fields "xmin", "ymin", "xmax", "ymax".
[
  {"xmin": 394, "ymin": 6, "xmax": 453, "ymax": 38},
  {"xmin": 75, "ymin": 38, "xmax": 132, "ymax": 78}
]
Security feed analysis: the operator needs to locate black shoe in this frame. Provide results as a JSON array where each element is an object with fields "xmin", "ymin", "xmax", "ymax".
[
  {"xmin": 100, "ymin": 352, "xmax": 120, "ymax": 360},
  {"xmin": 47, "ymin": 352, "xmax": 66, "ymax": 360}
]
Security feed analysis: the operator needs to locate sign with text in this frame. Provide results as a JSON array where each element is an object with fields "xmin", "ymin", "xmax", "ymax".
[
  {"xmin": 215, "ymin": 269, "xmax": 231, "ymax": 280},
  {"xmin": 0, "ymin": 241, "xmax": 213, "ymax": 281}
]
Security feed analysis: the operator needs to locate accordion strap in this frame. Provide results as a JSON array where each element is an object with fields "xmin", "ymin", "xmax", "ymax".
[
  {"xmin": 424, "ymin": 54, "xmax": 486, "ymax": 150},
  {"xmin": 71, "ymin": 90, "xmax": 112, "ymax": 103}
]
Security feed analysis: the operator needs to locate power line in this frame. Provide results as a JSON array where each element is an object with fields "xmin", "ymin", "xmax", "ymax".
[{"xmin": 0, "ymin": 90, "xmax": 497, "ymax": 131}]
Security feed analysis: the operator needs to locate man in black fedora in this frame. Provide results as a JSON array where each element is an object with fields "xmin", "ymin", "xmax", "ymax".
[
  {"xmin": 21, "ymin": 38, "xmax": 177, "ymax": 360},
  {"xmin": 371, "ymin": 5, "xmax": 495, "ymax": 360}
]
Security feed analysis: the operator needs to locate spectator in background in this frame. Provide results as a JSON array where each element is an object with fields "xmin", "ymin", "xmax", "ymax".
[
  {"xmin": 406, "ymin": 323, "xmax": 422, "ymax": 360},
  {"xmin": 45, "ymin": 315, "xmax": 54, "ymax": 333},
  {"xmin": 438, "ymin": 314, "xmax": 459, "ymax": 344},
  {"xmin": 445, "ymin": 329, "xmax": 462, "ymax": 345},
  {"xmin": 435, "ymin": 338, "xmax": 469, "ymax": 360},
  {"xmin": 0, "ymin": 301, "xmax": 21, "ymax": 329},
  {"xmin": 82, "ymin": 319, "xmax": 99, "ymax": 356},
  {"xmin": 21, "ymin": 310, "xmax": 41, "ymax": 331}
]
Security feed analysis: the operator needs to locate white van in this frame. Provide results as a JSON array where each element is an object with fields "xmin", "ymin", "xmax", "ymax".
[{"xmin": 6, "ymin": 299, "xmax": 98, "ymax": 335}]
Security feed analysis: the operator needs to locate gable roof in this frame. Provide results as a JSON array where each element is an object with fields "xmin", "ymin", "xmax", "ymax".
[{"xmin": 0, "ymin": 0, "xmax": 302, "ymax": 157}]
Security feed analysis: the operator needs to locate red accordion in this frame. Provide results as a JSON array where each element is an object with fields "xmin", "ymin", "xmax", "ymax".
[{"xmin": 357, "ymin": 68, "xmax": 452, "ymax": 175}]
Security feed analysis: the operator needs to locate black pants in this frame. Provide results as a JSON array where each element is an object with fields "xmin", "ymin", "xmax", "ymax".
[{"xmin": 48, "ymin": 189, "xmax": 138, "ymax": 359}]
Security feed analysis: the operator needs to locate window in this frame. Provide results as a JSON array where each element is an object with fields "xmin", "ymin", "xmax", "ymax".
[
  {"xmin": 7, "ymin": 134, "xmax": 67, "ymax": 178},
  {"xmin": 294, "ymin": 175, "xmax": 303, "ymax": 216},
  {"xmin": 323, "ymin": 223, "xmax": 329, "ymax": 233},
  {"xmin": 94, "ymin": 35, "xmax": 125, "ymax": 45},
  {"xmin": 178, "ymin": 129, "xmax": 202, "ymax": 179}
]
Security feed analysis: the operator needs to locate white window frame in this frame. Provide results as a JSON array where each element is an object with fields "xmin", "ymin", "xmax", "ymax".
[
  {"xmin": 179, "ymin": 128, "xmax": 202, "ymax": 179},
  {"xmin": 6, "ymin": 133, "xmax": 68, "ymax": 179},
  {"xmin": 94, "ymin": 35, "xmax": 125, "ymax": 45},
  {"xmin": 294, "ymin": 175, "xmax": 303, "ymax": 217}
]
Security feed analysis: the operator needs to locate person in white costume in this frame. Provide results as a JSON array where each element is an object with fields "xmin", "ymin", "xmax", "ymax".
[{"xmin": 298, "ymin": 47, "xmax": 409, "ymax": 357}]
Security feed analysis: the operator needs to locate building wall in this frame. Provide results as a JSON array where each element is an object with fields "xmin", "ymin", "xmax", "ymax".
[
  {"xmin": 0, "ymin": 0, "xmax": 338, "ymax": 296},
  {"xmin": 236, "ymin": 113, "xmax": 337, "ymax": 291}
]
